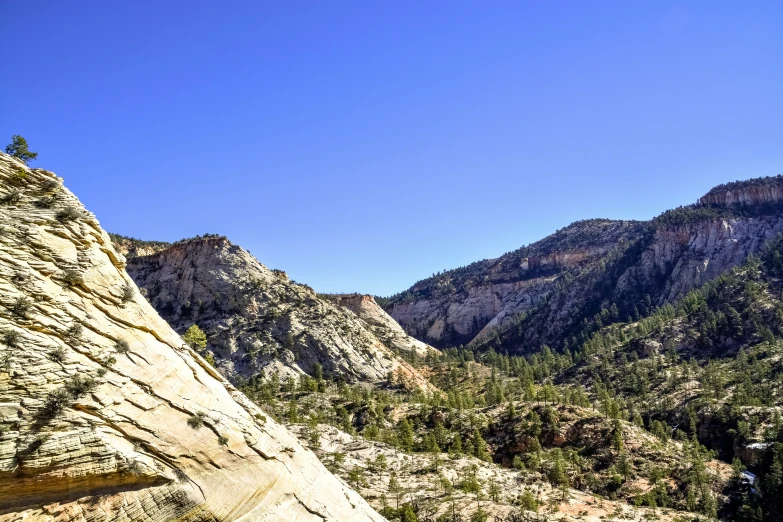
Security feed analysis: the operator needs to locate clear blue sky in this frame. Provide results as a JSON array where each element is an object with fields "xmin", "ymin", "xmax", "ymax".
[{"xmin": 2, "ymin": 2, "xmax": 782, "ymax": 296}]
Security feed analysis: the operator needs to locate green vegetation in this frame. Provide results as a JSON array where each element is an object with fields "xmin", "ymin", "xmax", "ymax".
[
  {"xmin": 182, "ymin": 324, "xmax": 207, "ymax": 350},
  {"xmin": 5, "ymin": 135, "xmax": 38, "ymax": 164},
  {"xmin": 187, "ymin": 412, "xmax": 206, "ymax": 429}
]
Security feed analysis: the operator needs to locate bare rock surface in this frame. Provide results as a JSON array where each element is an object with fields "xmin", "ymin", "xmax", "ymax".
[
  {"xmin": 324, "ymin": 294, "xmax": 433, "ymax": 358},
  {"xmin": 0, "ymin": 153, "xmax": 384, "ymax": 521}
]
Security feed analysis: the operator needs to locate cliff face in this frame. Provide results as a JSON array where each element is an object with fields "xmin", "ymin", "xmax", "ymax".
[
  {"xmin": 123, "ymin": 238, "xmax": 433, "ymax": 390},
  {"xmin": 699, "ymin": 175, "xmax": 783, "ymax": 207},
  {"xmin": 618, "ymin": 216, "xmax": 783, "ymax": 304},
  {"xmin": 0, "ymin": 153, "xmax": 383, "ymax": 521}
]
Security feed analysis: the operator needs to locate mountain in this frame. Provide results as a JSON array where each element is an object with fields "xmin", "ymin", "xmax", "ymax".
[
  {"xmin": 386, "ymin": 176, "xmax": 783, "ymax": 357},
  {"xmin": 0, "ymin": 152, "xmax": 383, "ymax": 521},
  {"xmin": 386, "ymin": 219, "xmax": 645, "ymax": 349},
  {"xmin": 117, "ymin": 235, "xmax": 435, "ymax": 390}
]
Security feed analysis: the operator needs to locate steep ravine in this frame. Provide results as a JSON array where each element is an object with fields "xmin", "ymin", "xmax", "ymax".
[{"xmin": 0, "ymin": 152, "xmax": 384, "ymax": 521}]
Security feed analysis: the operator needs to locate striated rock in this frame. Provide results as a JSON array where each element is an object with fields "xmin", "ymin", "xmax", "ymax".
[
  {"xmin": 122, "ymin": 236, "xmax": 434, "ymax": 391},
  {"xmin": 0, "ymin": 153, "xmax": 384, "ymax": 521},
  {"xmin": 699, "ymin": 175, "xmax": 783, "ymax": 207}
]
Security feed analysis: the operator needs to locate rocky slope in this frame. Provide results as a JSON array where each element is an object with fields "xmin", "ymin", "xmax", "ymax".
[
  {"xmin": 386, "ymin": 219, "xmax": 645, "ymax": 348},
  {"xmin": 120, "ymin": 236, "xmax": 434, "ymax": 390},
  {"xmin": 324, "ymin": 294, "xmax": 432, "ymax": 358},
  {"xmin": 388, "ymin": 176, "xmax": 783, "ymax": 354},
  {"xmin": 0, "ymin": 152, "xmax": 384, "ymax": 521}
]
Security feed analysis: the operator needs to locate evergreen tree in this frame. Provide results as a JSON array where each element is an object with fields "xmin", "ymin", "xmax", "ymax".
[{"xmin": 5, "ymin": 135, "xmax": 38, "ymax": 164}]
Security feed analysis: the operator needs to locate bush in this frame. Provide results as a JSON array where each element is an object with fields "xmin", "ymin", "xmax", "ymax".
[
  {"xmin": 127, "ymin": 460, "xmax": 145, "ymax": 476},
  {"xmin": 41, "ymin": 178, "xmax": 59, "ymax": 192},
  {"xmin": 65, "ymin": 375, "xmax": 97, "ymax": 398},
  {"xmin": 48, "ymin": 346, "xmax": 66, "ymax": 362},
  {"xmin": 2, "ymin": 330, "xmax": 20, "ymax": 347},
  {"xmin": 5, "ymin": 135, "xmax": 38, "ymax": 164},
  {"xmin": 187, "ymin": 412, "xmax": 206, "ymax": 429},
  {"xmin": 65, "ymin": 323, "xmax": 83, "ymax": 343},
  {"xmin": 10, "ymin": 167, "xmax": 28, "ymax": 184},
  {"xmin": 56, "ymin": 206, "xmax": 82, "ymax": 223},
  {"xmin": 115, "ymin": 339, "xmax": 130, "ymax": 354},
  {"xmin": 1, "ymin": 190, "xmax": 22, "ymax": 205},
  {"xmin": 41, "ymin": 388, "xmax": 71, "ymax": 417},
  {"xmin": 34, "ymin": 196, "xmax": 56, "ymax": 208},
  {"xmin": 218, "ymin": 435, "xmax": 229, "ymax": 446},
  {"xmin": 121, "ymin": 283, "xmax": 135, "ymax": 303},
  {"xmin": 11, "ymin": 297, "xmax": 31, "ymax": 317},
  {"xmin": 62, "ymin": 269, "xmax": 83, "ymax": 287}
]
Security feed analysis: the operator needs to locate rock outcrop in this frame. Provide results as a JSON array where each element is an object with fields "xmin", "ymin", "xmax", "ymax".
[
  {"xmin": 324, "ymin": 294, "xmax": 432, "ymax": 357},
  {"xmin": 122, "ymin": 236, "xmax": 434, "ymax": 390},
  {"xmin": 699, "ymin": 175, "xmax": 783, "ymax": 207},
  {"xmin": 0, "ymin": 153, "xmax": 384, "ymax": 521}
]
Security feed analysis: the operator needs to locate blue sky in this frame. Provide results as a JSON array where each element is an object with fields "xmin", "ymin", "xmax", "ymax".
[{"xmin": 1, "ymin": 2, "xmax": 782, "ymax": 296}]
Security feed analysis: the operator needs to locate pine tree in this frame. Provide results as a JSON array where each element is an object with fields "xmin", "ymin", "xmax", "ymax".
[
  {"xmin": 182, "ymin": 324, "xmax": 207, "ymax": 350},
  {"xmin": 5, "ymin": 135, "xmax": 38, "ymax": 164}
]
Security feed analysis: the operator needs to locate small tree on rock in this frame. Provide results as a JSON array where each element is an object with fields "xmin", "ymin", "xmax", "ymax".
[{"xmin": 6, "ymin": 135, "xmax": 38, "ymax": 164}]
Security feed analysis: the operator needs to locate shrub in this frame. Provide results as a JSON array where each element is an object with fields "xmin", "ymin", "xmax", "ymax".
[
  {"xmin": 121, "ymin": 283, "xmax": 134, "ymax": 303},
  {"xmin": 61, "ymin": 269, "xmax": 83, "ymax": 287},
  {"xmin": 5, "ymin": 135, "xmax": 38, "ymax": 164},
  {"xmin": 34, "ymin": 196, "xmax": 56, "ymax": 208},
  {"xmin": 115, "ymin": 339, "xmax": 130, "ymax": 354},
  {"xmin": 41, "ymin": 388, "xmax": 72, "ymax": 417},
  {"xmin": 10, "ymin": 167, "xmax": 28, "ymax": 184},
  {"xmin": 187, "ymin": 412, "xmax": 206, "ymax": 429},
  {"xmin": 65, "ymin": 375, "xmax": 97, "ymax": 398},
  {"xmin": 2, "ymin": 330, "xmax": 20, "ymax": 347},
  {"xmin": 41, "ymin": 178, "xmax": 59, "ymax": 192},
  {"xmin": 1, "ymin": 190, "xmax": 22, "ymax": 204},
  {"xmin": 65, "ymin": 323, "xmax": 83, "ymax": 343},
  {"xmin": 127, "ymin": 459, "xmax": 145, "ymax": 476},
  {"xmin": 218, "ymin": 435, "xmax": 229, "ymax": 446},
  {"xmin": 56, "ymin": 206, "xmax": 82, "ymax": 223},
  {"xmin": 48, "ymin": 346, "xmax": 66, "ymax": 362},
  {"xmin": 11, "ymin": 297, "xmax": 31, "ymax": 317}
]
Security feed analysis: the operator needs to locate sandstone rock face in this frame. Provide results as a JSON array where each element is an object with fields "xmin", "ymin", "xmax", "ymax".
[
  {"xmin": 324, "ymin": 294, "xmax": 432, "ymax": 357},
  {"xmin": 617, "ymin": 216, "xmax": 783, "ymax": 304},
  {"xmin": 123, "ymin": 237, "xmax": 433, "ymax": 390},
  {"xmin": 0, "ymin": 153, "xmax": 384, "ymax": 521}
]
